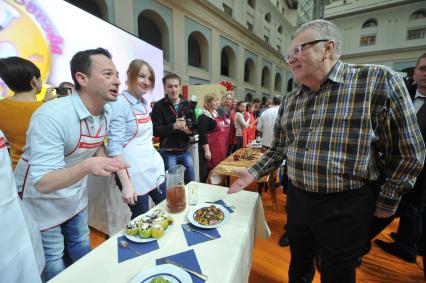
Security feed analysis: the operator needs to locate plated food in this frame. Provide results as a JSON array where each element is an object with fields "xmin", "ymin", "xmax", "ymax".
[
  {"xmin": 187, "ymin": 203, "xmax": 230, "ymax": 229},
  {"xmin": 125, "ymin": 209, "xmax": 173, "ymax": 243},
  {"xmin": 194, "ymin": 205, "xmax": 224, "ymax": 226},
  {"xmin": 148, "ymin": 276, "xmax": 171, "ymax": 283},
  {"xmin": 129, "ymin": 264, "xmax": 192, "ymax": 283}
]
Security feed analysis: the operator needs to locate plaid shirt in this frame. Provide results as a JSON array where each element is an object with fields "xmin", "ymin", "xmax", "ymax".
[{"xmin": 249, "ymin": 60, "xmax": 425, "ymax": 213}]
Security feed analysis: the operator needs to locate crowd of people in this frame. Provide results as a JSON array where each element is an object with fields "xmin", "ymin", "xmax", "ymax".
[
  {"xmin": 1, "ymin": 18, "xmax": 425, "ymax": 283},
  {"xmin": 0, "ymin": 45, "xmax": 264, "ymax": 282}
]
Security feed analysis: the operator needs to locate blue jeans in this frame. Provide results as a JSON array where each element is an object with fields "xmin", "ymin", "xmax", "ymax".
[
  {"xmin": 41, "ymin": 207, "xmax": 91, "ymax": 281},
  {"xmin": 129, "ymin": 182, "xmax": 166, "ymax": 219},
  {"xmin": 161, "ymin": 150, "xmax": 195, "ymax": 184}
]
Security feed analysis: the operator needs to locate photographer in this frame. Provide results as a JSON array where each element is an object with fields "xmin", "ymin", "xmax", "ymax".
[{"xmin": 151, "ymin": 73, "xmax": 195, "ymax": 183}]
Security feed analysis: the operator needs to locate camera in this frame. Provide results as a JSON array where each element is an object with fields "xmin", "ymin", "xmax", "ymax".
[
  {"xmin": 180, "ymin": 100, "xmax": 199, "ymax": 143},
  {"xmin": 54, "ymin": 87, "xmax": 71, "ymax": 97},
  {"xmin": 181, "ymin": 100, "xmax": 198, "ymax": 131}
]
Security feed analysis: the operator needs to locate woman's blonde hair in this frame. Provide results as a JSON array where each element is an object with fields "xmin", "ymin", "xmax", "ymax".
[
  {"xmin": 126, "ymin": 59, "xmax": 155, "ymax": 89},
  {"xmin": 203, "ymin": 92, "xmax": 219, "ymax": 109}
]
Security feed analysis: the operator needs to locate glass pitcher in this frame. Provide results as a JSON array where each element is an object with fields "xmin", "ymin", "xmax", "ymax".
[{"xmin": 165, "ymin": 165, "xmax": 186, "ymax": 213}]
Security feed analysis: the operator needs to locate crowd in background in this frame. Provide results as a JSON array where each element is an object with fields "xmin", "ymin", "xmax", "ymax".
[
  {"xmin": 1, "ymin": 19, "xmax": 425, "ymax": 283},
  {"xmin": 0, "ymin": 50, "xmax": 279, "ymax": 282}
]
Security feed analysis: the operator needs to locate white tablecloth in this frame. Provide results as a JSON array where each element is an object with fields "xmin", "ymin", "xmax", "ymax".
[{"xmin": 50, "ymin": 182, "xmax": 270, "ymax": 283}]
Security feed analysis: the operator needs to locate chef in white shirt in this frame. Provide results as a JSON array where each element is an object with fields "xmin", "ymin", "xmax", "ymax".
[
  {"xmin": 0, "ymin": 130, "xmax": 44, "ymax": 283},
  {"xmin": 14, "ymin": 48, "xmax": 127, "ymax": 281}
]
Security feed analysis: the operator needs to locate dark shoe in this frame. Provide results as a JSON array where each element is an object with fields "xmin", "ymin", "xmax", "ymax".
[
  {"xmin": 362, "ymin": 241, "xmax": 372, "ymax": 256},
  {"xmin": 279, "ymin": 232, "xmax": 289, "ymax": 247},
  {"xmin": 374, "ymin": 239, "xmax": 416, "ymax": 263}
]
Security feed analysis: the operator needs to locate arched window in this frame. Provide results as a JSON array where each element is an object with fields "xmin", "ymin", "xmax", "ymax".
[
  {"xmin": 287, "ymin": 78, "xmax": 293, "ymax": 93},
  {"xmin": 65, "ymin": 0, "xmax": 107, "ymax": 20},
  {"xmin": 407, "ymin": 9, "xmax": 426, "ymax": 40},
  {"xmin": 244, "ymin": 58, "xmax": 256, "ymax": 84},
  {"xmin": 261, "ymin": 66, "xmax": 270, "ymax": 88},
  {"xmin": 138, "ymin": 10, "xmax": 170, "ymax": 61},
  {"xmin": 265, "ymin": 13, "xmax": 271, "ymax": 23},
  {"xmin": 410, "ymin": 10, "xmax": 426, "ymax": 20},
  {"xmin": 274, "ymin": 73, "xmax": 282, "ymax": 91},
  {"xmin": 248, "ymin": 0, "xmax": 255, "ymax": 9},
  {"xmin": 221, "ymin": 46, "xmax": 236, "ymax": 78},
  {"xmin": 278, "ymin": 25, "xmax": 283, "ymax": 34},
  {"xmin": 362, "ymin": 18, "xmax": 377, "ymax": 28},
  {"xmin": 188, "ymin": 32, "xmax": 209, "ymax": 70},
  {"xmin": 221, "ymin": 51, "xmax": 229, "ymax": 77}
]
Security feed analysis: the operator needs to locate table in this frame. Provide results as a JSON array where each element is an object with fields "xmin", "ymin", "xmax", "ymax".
[
  {"xmin": 49, "ymin": 182, "xmax": 271, "ymax": 283},
  {"xmin": 208, "ymin": 147, "xmax": 279, "ymax": 209}
]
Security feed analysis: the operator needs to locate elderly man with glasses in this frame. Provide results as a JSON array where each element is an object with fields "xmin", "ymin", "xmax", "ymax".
[{"xmin": 229, "ymin": 19, "xmax": 425, "ymax": 283}]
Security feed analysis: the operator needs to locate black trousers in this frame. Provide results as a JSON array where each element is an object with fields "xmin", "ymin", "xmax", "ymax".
[
  {"xmin": 286, "ymin": 182, "xmax": 376, "ymax": 283},
  {"xmin": 365, "ymin": 196, "xmax": 423, "ymax": 256}
]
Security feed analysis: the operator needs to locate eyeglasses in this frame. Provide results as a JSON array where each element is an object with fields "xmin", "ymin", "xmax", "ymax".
[{"xmin": 285, "ymin": 39, "xmax": 330, "ymax": 63}]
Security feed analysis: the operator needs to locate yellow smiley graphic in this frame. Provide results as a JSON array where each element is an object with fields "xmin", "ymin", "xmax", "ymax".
[{"xmin": 0, "ymin": 1, "xmax": 52, "ymax": 100}]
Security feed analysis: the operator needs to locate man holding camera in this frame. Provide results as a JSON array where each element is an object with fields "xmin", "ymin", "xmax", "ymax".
[{"xmin": 151, "ymin": 73, "xmax": 195, "ymax": 183}]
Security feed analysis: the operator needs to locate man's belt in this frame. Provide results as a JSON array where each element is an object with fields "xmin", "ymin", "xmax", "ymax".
[{"xmin": 162, "ymin": 148, "xmax": 187, "ymax": 153}]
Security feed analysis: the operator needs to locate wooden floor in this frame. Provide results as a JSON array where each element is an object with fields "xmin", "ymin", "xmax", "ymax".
[{"xmin": 90, "ymin": 185, "xmax": 425, "ymax": 283}]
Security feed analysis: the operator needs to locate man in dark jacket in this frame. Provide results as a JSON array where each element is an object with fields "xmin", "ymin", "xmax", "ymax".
[
  {"xmin": 372, "ymin": 53, "xmax": 426, "ymax": 264},
  {"xmin": 151, "ymin": 73, "xmax": 195, "ymax": 183}
]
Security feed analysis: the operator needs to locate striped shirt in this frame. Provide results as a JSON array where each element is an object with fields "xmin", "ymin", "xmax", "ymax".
[{"xmin": 248, "ymin": 60, "xmax": 425, "ymax": 213}]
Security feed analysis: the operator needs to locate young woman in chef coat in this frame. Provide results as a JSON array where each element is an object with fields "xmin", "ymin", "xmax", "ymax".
[{"xmin": 107, "ymin": 60, "xmax": 165, "ymax": 219}]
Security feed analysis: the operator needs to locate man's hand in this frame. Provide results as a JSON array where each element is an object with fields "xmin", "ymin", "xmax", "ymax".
[
  {"xmin": 83, "ymin": 157, "xmax": 129, "ymax": 176},
  {"xmin": 374, "ymin": 208, "xmax": 394, "ymax": 218},
  {"xmin": 228, "ymin": 168, "xmax": 255, "ymax": 194},
  {"xmin": 173, "ymin": 118, "xmax": 187, "ymax": 131},
  {"xmin": 181, "ymin": 126, "xmax": 192, "ymax": 135},
  {"xmin": 122, "ymin": 184, "xmax": 138, "ymax": 205},
  {"xmin": 43, "ymin": 87, "xmax": 56, "ymax": 102},
  {"xmin": 173, "ymin": 118, "xmax": 192, "ymax": 135}
]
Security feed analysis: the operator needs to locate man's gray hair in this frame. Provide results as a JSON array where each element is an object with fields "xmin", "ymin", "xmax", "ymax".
[{"xmin": 293, "ymin": 19, "xmax": 342, "ymax": 59}]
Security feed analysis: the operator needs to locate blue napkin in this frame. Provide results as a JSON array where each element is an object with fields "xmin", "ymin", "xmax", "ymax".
[
  {"xmin": 212, "ymin": 199, "xmax": 234, "ymax": 213},
  {"xmin": 117, "ymin": 236, "xmax": 159, "ymax": 263},
  {"xmin": 182, "ymin": 223, "xmax": 221, "ymax": 246},
  {"xmin": 156, "ymin": 249, "xmax": 205, "ymax": 283}
]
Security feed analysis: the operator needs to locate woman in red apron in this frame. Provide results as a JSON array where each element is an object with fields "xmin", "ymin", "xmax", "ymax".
[
  {"xmin": 107, "ymin": 60, "xmax": 165, "ymax": 219},
  {"xmin": 198, "ymin": 93, "xmax": 230, "ymax": 182}
]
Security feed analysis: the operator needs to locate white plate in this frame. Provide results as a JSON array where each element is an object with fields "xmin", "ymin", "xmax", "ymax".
[
  {"xmin": 129, "ymin": 264, "xmax": 192, "ymax": 283},
  {"xmin": 124, "ymin": 211, "xmax": 172, "ymax": 243},
  {"xmin": 124, "ymin": 226, "xmax": 172, "ymax": 243},
  {"xmin": 187, "ymin": 203, "xmax": 230, "ymax": 229}
]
